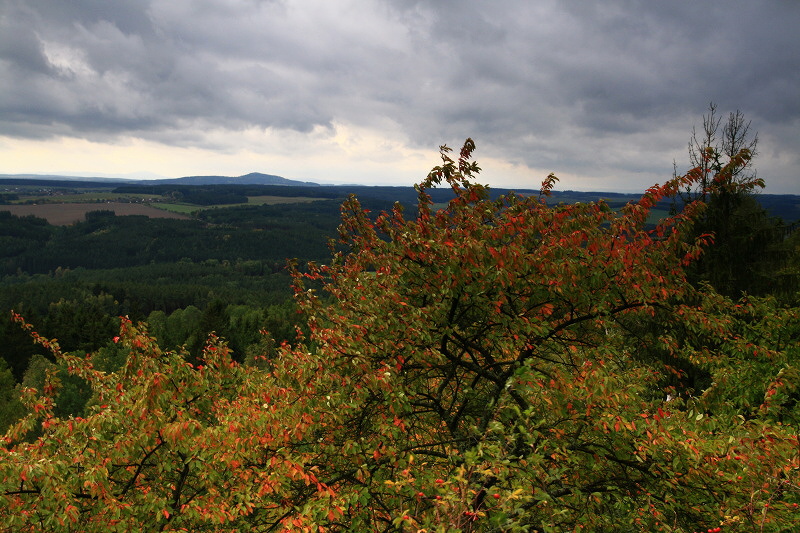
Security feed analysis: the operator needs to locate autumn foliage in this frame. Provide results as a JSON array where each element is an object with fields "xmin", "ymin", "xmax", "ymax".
[{"xmin": 2, "ymin": 140, "xmax": 799, "ymax": 531}]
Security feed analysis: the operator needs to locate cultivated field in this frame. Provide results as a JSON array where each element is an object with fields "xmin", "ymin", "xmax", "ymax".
[
  {"xmin": 0, "ymin": 202, "xmax": 190, "ymax": 225},
  {"xmin": 247, "ymin": 195, "xmax": 325, "ymax": 205},
  {"xmin": 155, "ymin": 195, "xmax": 327, "ymax": 215}
]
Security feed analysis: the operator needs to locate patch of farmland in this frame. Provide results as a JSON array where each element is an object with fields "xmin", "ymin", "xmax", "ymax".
[
  {"xmin": 247, "ymin": 195, "xmax": 327, "ymax": 205},
  {"xmin": 0, "ymin": 202, "xmax": 191, "ymax": 225}
]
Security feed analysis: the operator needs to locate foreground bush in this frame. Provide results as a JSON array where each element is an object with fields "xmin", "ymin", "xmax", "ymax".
[{"xmin": 2, "ymin": 140, "xmax": 799, "ymax": 531}]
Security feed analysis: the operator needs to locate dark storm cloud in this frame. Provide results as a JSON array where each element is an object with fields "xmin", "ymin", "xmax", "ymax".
[
  {"xmin": 401, "ymin": 1, "xmax": 800, "ymax": 186},
  {"xmin": 1, "ymin": 0, "xmax": 798, "ymax": 190},
  {"xmin": 0, "ymin": 0, "xmax": 333, "ymax": 138}
]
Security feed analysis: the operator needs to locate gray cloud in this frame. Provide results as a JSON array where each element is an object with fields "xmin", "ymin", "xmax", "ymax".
[{"xmin": 1, "ymin": 0, "xmax": 798, "ymax": 191}]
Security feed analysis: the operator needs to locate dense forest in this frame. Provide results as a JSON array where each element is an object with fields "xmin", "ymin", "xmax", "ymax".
[
  {"xmin": 1, "ymin": 117, "xmax": 800, "ymax": 529},
  {"xmin": 0, "ymin": 197, "xmax": 359, "ymax": 383}
]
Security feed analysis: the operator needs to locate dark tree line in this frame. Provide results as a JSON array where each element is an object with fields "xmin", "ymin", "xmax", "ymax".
[
  {"xmin": 672, "ymin": 103, "xmax": 799, "ymax": 301},
  {"xmin": 0, "ymin": 201, "xmax": 350, "ymax": 276}
]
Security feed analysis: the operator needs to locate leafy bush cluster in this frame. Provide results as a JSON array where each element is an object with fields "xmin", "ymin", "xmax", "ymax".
[{"xmin": 1, "ymin": 139, "xmax": 799, "ymax": 531}]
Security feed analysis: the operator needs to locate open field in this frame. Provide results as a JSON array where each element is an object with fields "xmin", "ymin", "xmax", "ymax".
[
  {"xmin": 154, "ymin": 196, "xmax": 325, "ymax": 215},
  {"xmin": 155, "ymin": 195, "xmax": 328, "ymax": 215},
  {"xmin": 154, "ymin": 203, "xmax": 201, "ymax": 214},
  {"xmin": 0, "ymin": 202, "xmax": 191, "ymax": 225},
  {"xmin": 247, "ymin": 195, "xmax": 326, "ymax": 205}
]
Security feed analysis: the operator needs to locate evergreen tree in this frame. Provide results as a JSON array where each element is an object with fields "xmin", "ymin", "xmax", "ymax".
[{"xmin": 674, "ymin": 103, "xmax": 796, "ymax": 299}]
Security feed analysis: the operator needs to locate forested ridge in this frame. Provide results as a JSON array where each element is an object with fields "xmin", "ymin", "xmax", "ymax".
[
  {"xmin": 1, "ymin": 117, "xmax": 800, "ymax": 530},
  {"xmin": 0, "ymin": 198, "xmax": 351, "ymax": 383},
  {"xmin": 0, "ymin": 201, "xmax": 343, "ymax": 274}
]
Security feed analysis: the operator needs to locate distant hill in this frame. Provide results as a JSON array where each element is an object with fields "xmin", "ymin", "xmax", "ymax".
[
  {"xmin": 0, "ymin": 174, "xmax": 138, "ymax": 186},
  {"xmin": 149, "ymin": 172, "xmax": 319, "ymax": 186},
  {"xmin": 754, "ymin": 193, "xmax": 800, "ymax": 225},
  {"xmin": 0, "ymin": 172, "xmax": 318, "ymax": 187}
]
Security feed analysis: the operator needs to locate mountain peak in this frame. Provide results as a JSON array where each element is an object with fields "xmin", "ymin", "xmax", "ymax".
[{"xmin": 153, "ymin": 173, "xmax": 319, "ymax": 186}]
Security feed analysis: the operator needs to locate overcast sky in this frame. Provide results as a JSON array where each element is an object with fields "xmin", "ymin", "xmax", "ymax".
[{"xmin": 1, "ymin": 0, "xmax": 798, "ymax": 193}]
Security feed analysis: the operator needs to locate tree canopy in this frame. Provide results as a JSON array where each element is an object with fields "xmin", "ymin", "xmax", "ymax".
[
  {"xmin": 672, "ymin": 103, "xmax": 796, "ymax": 300},
  {"xmin": 1, "ymin": 140, "xmax": 799, "ymax": 532}
]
